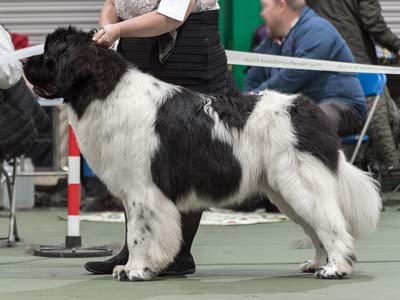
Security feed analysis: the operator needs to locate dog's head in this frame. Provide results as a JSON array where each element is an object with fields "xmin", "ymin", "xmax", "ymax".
[
  {"xmin": 24, "ymin": 26, "xmax": 98, "ymax": 100},
  {"xmin": 24, "ymin": 26, "xmax": 127, "ymax": 114}
]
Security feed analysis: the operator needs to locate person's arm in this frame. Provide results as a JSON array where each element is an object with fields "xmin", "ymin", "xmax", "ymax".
[
  {"xmin": 358, "ymin": 0, "xmax": 400, "ymax": 57},
  {"xmin": 243, "ymin": 66, "xmax": 267, "ymax": 94},
  {"xmin": 99, "ymin": 0, "xmax": 121, "ymax": 27},
  {"xmin": 93, "ymin": 0, "xmax": 196, "ymax": 47},
  {"xmin": 243, "ymin": 39, "xmax": 271, "ymax": 93},
  {"xmin": 0, "ymin": 26, "xmax": 22, "ymax": 89},
  {"xmin": 250, "ymin": 26, "xmax": 334, "ymax": 94}
]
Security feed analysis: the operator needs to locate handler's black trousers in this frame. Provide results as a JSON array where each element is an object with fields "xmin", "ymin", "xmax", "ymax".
[{"xmin": 319, "ymin": 99, "xmax": 363, "ymax": 137}]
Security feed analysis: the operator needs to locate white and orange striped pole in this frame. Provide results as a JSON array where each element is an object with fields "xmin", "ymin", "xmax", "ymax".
[
  {"xmin": 66, "ymin": 124, "xmax": 82, "ymax": 248},
  {"xmin": 34, "ymin": 122, "xmax": 112, "ymax": 257}
]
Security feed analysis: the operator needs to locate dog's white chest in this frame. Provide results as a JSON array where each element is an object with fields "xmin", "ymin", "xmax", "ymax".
[
  {"xmin": 67, "ymin": 103, "xmax": 110, "ymax": 175},
  {"xmin": 66, "ymin": 88, "xmax": 161, "ymax": 197}
]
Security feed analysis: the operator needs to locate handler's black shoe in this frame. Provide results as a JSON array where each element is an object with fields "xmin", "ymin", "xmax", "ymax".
[
  {"xmin": 159, "ymin": 254, "xmax": 196, "ymax": 276},
  {"xmin": 84, "ymin": 250, "xmax": 128, "ymax": 274},
  {"xmin": 85, "ymin": 252, "xmax": 196, "ymax": 276}
]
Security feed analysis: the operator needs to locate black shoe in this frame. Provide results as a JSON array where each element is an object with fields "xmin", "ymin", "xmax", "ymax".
[
  {"xmin": 159, "ymin": 254, "xmax": 196, "ymax": 276},
  {"xmin": 84, "ymin": 249, "xmax": 128, "ymax": 274},
  {"xmin": 84, "ymin": 252, "xmax": 196, "ymax": 276},
  {"xmin": 84, "ymin": 244, "xmax": 129, "ymax": 274}
]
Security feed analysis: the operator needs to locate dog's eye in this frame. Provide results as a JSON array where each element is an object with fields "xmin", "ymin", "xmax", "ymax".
[
  {"xmin": 43, "ymin": 54, "xmax": 55, "ymax": 68},
  {"xmin": 43, "ymin": 54, "xmax": 50, "ymax": 64}
]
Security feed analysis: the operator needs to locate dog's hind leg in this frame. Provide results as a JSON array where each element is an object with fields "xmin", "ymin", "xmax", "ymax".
[
  {"xmin": 266, "ymin": 157, "xmax": 356, "ymax": 279},
  {"xmin": 112, "ymin": 185, "xmax": 182, "ymax": 281},
  {"xmin": 262, "ymin": 188, "xmax": 328, "ymax": 273}
]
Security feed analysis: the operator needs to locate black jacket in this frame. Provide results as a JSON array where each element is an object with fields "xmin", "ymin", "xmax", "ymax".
[
  {"xmin": 307, "ymin": 0, "xmax": 400, "ymax": 64},
  {"xmin": 0, "ymin": 78, "xmax": 49, "ymax": 160}
]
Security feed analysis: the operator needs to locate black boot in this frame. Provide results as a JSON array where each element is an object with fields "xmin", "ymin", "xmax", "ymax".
[
  {"xmin": 84, "ymin": 246, "xmax": 196, "ymax": 275},
  {"xmin": 158, "ymin": 211, "xmax": 202, "ymax": 276},
  {"xmin": 159, "ymin": 251, "xmax": 196, "ymax": 276},
  {"xmin": 84, "ymin": 211, "xmax": 202, "ymax": 276},
  {"xmin": 85, "ymin": 209, "xmax": 129, "ymax": 275},
  {"xmin": 84, "ymin": 244, "xmax": 128, "ymax": 274}
]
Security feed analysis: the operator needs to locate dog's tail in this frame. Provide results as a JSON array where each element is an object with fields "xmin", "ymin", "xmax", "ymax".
[{"xmin": 337, "ymin": 151, "xmax": 382, "ymax": 239}]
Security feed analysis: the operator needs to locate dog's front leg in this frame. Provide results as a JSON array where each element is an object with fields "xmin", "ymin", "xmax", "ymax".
[{"xmin": 113, "ymin": 186, "xmax": 182, "ymax": 281}]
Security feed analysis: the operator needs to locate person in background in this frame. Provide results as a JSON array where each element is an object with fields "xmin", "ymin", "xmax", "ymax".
[
  {"xmin": 307, "ymin": 0, "xmax": 400, "ymax": 170},
  {"xmin": 244, "ymin": 0, "xmax": 366, "ymax": 137},
  {"xmin": 0, "ymin": 25, "xmax": 22, "ymax": 89},
  {"xmin": 84, "ymin": 0, "xmax": 227, "ymax": 276},
  {"xmin": 0, "ymin": 24, "xmax": 48, "ymax": 161},
  {"xmin": 307, "ymin": 0, "xmax": 400, "ymax": 64}
]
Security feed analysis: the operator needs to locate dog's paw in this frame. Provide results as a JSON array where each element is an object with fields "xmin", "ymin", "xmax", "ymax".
[
  {"xmin": 299, "ymin": 256, "xmax": 327, "ymax": 273},
  {"xmin": 314, "ymin": 264, "xmax": 350, "ymax": 280},
  {"xmin": 112, "ymin": 265, "xmax": 128, "ymax": 281},
  {"xmin": 127, "ymin": 268, "xmax": 156, "ymax": 281},
  {"xmin": 299, "ymin": 260, "xmax": 319, "ymax": 273},
  {"xmin": 113, "ymin": 265, "xmax": 156, "ymax": 282}
]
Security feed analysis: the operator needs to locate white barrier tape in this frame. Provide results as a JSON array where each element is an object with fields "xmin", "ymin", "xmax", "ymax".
[
  {"xmin": 2, "ymin": 44, "xmax": 399, "ymax": 81},
  {"xmin": 0, "ymin": 44, "xmax": 44, "ymax": 64},
  {"xmin": 226, "ymin": 50, "xmax": 400, "ymax": 75},
  {"xmin": 37, "ymin": 98, "xmax": 64, "ymax": 106},
  {"xmin": 0, "ymin": 45, "xmax": 63, "ymax": 107}
]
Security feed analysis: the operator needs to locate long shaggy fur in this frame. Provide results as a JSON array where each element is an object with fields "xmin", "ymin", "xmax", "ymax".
[
  {"xmin": 24, "ymin": 27, "xmax": 382, "ymax": 281},
  {"xmin": 337, "ymin": 152, "xmax": 381, "ymax": 238}
]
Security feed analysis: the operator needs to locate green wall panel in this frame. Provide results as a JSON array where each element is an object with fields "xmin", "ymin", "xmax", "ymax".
[{"xmin": 219, "ymin": 0, "xmax": 264, "ymax": 89}]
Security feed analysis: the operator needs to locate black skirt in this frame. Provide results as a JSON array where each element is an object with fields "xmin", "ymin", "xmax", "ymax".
[{"xmin": 117, "ymin": 10, "xmax": 227, "ymax": 95}]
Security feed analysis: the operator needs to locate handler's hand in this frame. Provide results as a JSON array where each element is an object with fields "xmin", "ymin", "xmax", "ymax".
[{"xmin": 92, "ymin": 24, "xmax": 121, "ymax": 48}]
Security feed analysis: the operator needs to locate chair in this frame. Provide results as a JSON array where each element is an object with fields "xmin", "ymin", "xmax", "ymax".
[{"xmin": 342, "ymin": 73, "xmax": 387, "ymax": 164}]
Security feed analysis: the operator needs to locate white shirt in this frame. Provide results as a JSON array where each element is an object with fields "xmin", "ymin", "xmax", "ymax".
[
  {"xmin": 0, "ymin": 26, "xmax": 22, "ymax": 89},
  {"xmin": 115, "ymin": 0, "xmax": 219, "ymax": 21}
]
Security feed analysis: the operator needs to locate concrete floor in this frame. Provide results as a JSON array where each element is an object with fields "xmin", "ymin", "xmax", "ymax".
[{"xmin": 0, "ymin": 206, "xmax": 399, "ymax": 300}]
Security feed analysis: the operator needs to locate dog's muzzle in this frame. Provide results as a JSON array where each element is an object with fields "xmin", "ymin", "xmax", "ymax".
[{"xmin": 33, "ymin": 85, "xmax": 60, "ymax": 99}]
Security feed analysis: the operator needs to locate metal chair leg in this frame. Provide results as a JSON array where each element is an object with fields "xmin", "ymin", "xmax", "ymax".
[
  {"xmin": 7, "ymin": 159, "xmax": 18, "ymax": 246},
  {"xmin": 0, "ymin": 159, "xmax": 19, "ymax": 246},
  {"xmin": 385, "ymin": 182, "xmax": 400, "ymax": 202},
  {"xmin": 350, "ymin": 95, "xmax": 381, "ymax": 164},
  {"xmin": 0, "ymin": 163, "xmax": 12, "ymax": 206}
]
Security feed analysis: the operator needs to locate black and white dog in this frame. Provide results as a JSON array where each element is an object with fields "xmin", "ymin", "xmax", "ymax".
[{"xmin": 24, "ymin": 27, "xmax": 381, "ymax": 281}]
